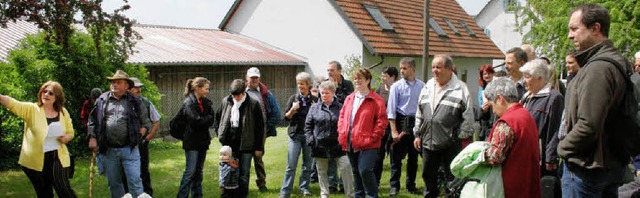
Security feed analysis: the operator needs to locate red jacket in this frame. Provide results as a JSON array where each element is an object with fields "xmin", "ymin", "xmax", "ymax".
[{"xmin": 338, "ymin": 90, "xmax": 388, "ymax": 151}]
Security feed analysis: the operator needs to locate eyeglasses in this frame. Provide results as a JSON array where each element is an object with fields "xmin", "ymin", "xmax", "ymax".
[{"xmin": 43, "ymin": 90, "xmax": 55, "ymax": 96}]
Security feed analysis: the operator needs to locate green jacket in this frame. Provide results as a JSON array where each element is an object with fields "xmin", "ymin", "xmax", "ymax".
[{"xmin": 450, "ymin": 141, "xmax": 504, "ymax": 198}]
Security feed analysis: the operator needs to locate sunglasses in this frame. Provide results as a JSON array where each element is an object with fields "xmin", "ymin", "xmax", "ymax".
[{"xmin": 43, "ymin": 90, "xmax": 55, "ymax": 96}]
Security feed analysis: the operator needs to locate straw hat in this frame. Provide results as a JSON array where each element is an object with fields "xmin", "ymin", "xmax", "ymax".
[{"xmin": 107, "ymin": 70, "xmax": 135, "ymax": 88}]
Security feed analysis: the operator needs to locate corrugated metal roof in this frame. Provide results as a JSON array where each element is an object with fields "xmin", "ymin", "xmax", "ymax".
[
  {"xmin": 130, "ymin": 24, "xmax": 307, "ymax": 65},
  {"xmin": 0, "ymin": 22, "xmax": 307, "ymax": 66},
  {"xmin": 0, "ymin": 20, "xmax": 40, "ymax": 62},
  {"xmin": 333, "ymin": 0, "xmax": 504, "ymax": 59}
]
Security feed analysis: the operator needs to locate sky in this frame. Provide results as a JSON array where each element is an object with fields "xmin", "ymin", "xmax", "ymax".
[{"xmin": 102, "ymin": 0, "xmax": 489, "ymax": 29}]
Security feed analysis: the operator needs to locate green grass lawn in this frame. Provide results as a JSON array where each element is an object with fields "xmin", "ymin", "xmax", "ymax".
[{"xmin": 0, "ymin": 127, "xmax": 426, "ymax": 197}]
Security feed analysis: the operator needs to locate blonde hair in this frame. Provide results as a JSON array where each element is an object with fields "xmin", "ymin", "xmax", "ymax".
[{"xmin": 183, "ymin": 77, "xmax": 210, "ymax": 97}]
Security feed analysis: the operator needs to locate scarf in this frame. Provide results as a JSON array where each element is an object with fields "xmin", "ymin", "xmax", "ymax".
[{"xmin": 231, "ymin": 94, "xmax": 246, "ymax": 128}]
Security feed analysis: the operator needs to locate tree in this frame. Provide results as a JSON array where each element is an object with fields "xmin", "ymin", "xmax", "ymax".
[
  {"xmin": 0, "ymin": 0, "xmax": 140, "ymax": 58},
  {"xmin": 515, "ymin": 0, "xmax": 640, "ymax": 73}
]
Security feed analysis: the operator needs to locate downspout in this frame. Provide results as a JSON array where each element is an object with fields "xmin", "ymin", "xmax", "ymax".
[{"xmin": 368, "ymin": 55, "xmax": 385, "ymax": 69}]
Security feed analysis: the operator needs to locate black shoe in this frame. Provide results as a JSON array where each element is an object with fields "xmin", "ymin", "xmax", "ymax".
[
  {"xmin": 329, "ymin": 186, "xmax": 338, "ymax": 193},
  {"xmin": 390, "ymin": 188, "xmax": 399, "ymax": 196},
  {"xmin": 258, "ymin": 185, "xmax": 268, "ymax": 192},
  {"xmin": 407, "ymin": 187, "xmax": 421, "ymax": 195},
  {"xmin": 338, "ymin": 184, "xmax": 344, "ymax": 193}
]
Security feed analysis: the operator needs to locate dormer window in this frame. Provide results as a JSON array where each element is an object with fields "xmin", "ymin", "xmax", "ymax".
[
  {"xmin": 363, "ymin": 4, "xmax": 395, "ymax": 32},
  {"xmin": 459, "ymin": 20, "xmax": 477, "ymax": 37},
  {"xmin": 443, "ymin": 18, "xmax": 461, "ymax": 36},
  {"xmin": 429, "ymin": 17, "xmax": 448, "ymax": 38}
]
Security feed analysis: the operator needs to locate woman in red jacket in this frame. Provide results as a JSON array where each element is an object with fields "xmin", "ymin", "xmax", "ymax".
[{"xmin": 337, "ymin": 68, "xmax": 388, "ymax": 197}]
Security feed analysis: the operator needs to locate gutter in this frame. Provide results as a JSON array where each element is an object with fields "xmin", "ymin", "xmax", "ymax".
[{"xmin": 367, "ymin": 55, "xmax": 385, "ymax": 69}]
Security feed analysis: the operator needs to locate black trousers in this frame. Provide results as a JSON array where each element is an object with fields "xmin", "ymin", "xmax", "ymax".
[
  {"xmin": 389, "ymin": 113, "xmax": 418, "ymax": 190},
  {"xmin": 421, "ymin": 144, "xmax": 460, "ymax": 198},
  {"xmin": 220, "ymin": 188, "xmax": 237, "ymax": 198},
  {"xmin": 22, "ymin": 151, "xmax": 76, "ymax": 198},
  {"xmin": 123, "ymin": 141, "xmax": 153, "ymax": 195}
]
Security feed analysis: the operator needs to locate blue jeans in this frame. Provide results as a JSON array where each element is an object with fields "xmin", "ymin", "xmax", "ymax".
[
  {"xmin": 103, "ymin": 146, "xmax": 143, "ymax": 198},
  {"xmin": 348, "ymin": 149, "xmax": 379, "ymax": 198},
  {"xmin": 236, "ymin": 152, "xmax": 253, "ymax": 198},
  {"xmin": 280, "ymin": 134, "xmax": 313, "ymax": 195},
  {"xmin": 177, "ymin": 150, "xmax": 207, "ymax": 198},
  {"xmin": 561, "ymin": 162, "xmax": 625, "ymax": 198}
]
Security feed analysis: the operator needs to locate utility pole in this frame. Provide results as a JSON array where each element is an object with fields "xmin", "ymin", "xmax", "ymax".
[{"xmin": 422, "ymin": 0, "xmax": 430, "ymax": 81}]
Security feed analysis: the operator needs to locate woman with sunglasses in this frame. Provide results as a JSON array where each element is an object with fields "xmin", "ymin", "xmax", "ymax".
[{"xmin": 0, "ymin": 81, "xmax": 76, "ymax": 198}]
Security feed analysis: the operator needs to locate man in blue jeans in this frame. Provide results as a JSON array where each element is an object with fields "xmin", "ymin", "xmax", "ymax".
[
  {"xmin": 88, "ymin": 70, "xmax": 148, "ymax": 198},
  {"xmin": 558, "ymin": 3, "xmax": 628, "ymax": 197}
]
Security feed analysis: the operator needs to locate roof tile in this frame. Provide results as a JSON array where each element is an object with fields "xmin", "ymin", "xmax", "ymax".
[{"xmin": 335, "ymin": 0, "xmax": 504, "ymax": 58}]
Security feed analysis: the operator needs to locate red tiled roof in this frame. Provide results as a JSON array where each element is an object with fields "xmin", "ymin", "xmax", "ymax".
[
  {"xmin": 0, "ymin": 22, "xmax": 306, "ymax": 66},
  {"xmin": 0, "ymin": 20, "xmax": 39, "ymax": 62},
  {"xmin": 334, "ymin": 0, "xmax": 504, "ymax": 59},
  {"xmin": 130, "ymin": 24, "xmax": 306, "ymax": 65}
]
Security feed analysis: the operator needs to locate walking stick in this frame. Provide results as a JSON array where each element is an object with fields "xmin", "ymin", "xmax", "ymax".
[{"xmin": 89, "ymin": 152, "xmax": 96, "ymax": 198}]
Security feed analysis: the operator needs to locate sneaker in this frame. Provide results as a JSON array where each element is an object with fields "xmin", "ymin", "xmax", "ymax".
[
  {"xmin": 258, "ymin": 185, "xmax": 268, "ymax": 192},
  {"xmin": 301, "ymin": 190, "xmax": 312, "ymax": 196},
  {"xmin": 389, "ymin": 188, "xmax": 399, "ymax": 196}
]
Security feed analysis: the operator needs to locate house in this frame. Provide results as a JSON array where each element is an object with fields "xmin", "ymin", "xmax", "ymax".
[
  {"xmin": 475, "ymin": 0, "xmax": 529, "ymax": 59},
  {"xmin": 0, "ymin": 22, "xmax": 307, "ymax": 136},
  {"xmin": 219, "ymin": 0, "xmax": 504, "ymax": 107}
]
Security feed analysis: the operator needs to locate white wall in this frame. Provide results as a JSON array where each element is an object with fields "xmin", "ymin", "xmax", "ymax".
[
  {"xmin": 225, "ymin": 0, "xmax": 363, "ymax": 77},
  {"xmin": 475, "ymin": 0, "xmax": 531, "ymax": 55}
]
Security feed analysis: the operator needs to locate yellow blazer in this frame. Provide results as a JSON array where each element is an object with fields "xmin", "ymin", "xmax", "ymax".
[{"xmin": 6, "ymin": 98, "xmax": 75, "ymax": 171}]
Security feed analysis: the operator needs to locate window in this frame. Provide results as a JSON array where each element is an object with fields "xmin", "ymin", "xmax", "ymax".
[
  {"xmin": 363, "ymin": 4, "xmax": 395, "ymax": 32},
  {"xmin": 429, "ymin": 17, "xmax": 448, "ymax": 38},
  {"xmin": 443, "ymin": 18, "xmax": 461, "ymax": 36},
  {"xmin": 503, "ymin": 0, "xmax": 520, "ymax": 12},
  {"xmin": 484, "ymin": 28, "xmax": 491, "ymax": 37},
  {"xmin": 459, "ymin": 20, "xmax": 477, "ymax": 37}
]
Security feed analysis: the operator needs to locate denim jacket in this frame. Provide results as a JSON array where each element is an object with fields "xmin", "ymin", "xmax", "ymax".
[{"xmin": 219, "ymin": 160, "xmax": 239, "ymax": 189}]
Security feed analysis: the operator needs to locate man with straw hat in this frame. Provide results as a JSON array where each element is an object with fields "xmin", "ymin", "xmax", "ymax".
[{"xmin": 88, "ymin": 70, "xmax": 149, "ymax": 198}]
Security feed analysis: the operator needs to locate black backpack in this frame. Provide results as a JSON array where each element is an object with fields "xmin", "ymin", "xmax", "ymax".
[
  {"xmin": 169, "ymin": 106, "xmax": 187, "ymax": 140},
  {"xmin": 586, "ymin": 57, "xmax": 640, "ymax": 157}
]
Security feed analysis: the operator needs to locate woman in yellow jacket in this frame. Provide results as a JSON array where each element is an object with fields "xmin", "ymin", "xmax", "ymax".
[{"xmin": 0, "ymin": 81, "xmax": 76, "ymax": 198}]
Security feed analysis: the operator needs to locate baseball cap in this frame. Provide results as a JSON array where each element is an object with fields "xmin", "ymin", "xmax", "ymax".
[{"xmin": 247, "ymin": 67, "xmax": 261, "ymax": 78}]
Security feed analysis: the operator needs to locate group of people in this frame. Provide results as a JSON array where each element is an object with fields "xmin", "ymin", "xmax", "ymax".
[{"xmin": 2, "ymin": 3, "xmax": 640, "ymax": 198}]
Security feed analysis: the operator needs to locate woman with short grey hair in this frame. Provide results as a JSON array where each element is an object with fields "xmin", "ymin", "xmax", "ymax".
[
  {"xmin": 280, "ymin": 72, "xmax": 318, "ymax": 197},
  {"xmin": 483, "ymin": 77, "xmax": 542, "ymax": 197},
  {"xmin": 520, "ymin": 59, "xmax": 565, "ymax": 179},
  {"xmin": 305, "ymin": 80, "xmax": 354, "ymax": 198}
]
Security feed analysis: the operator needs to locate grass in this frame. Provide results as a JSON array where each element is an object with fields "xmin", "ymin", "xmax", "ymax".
[{"xmin": 0, "ymin": 127, "xmax": 426, "ymax": 197}]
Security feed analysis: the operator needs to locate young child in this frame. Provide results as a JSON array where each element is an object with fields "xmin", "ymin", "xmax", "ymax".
[{"xmin": 219, "ymin": 146, "xmax": 239, "ymax": 198}]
